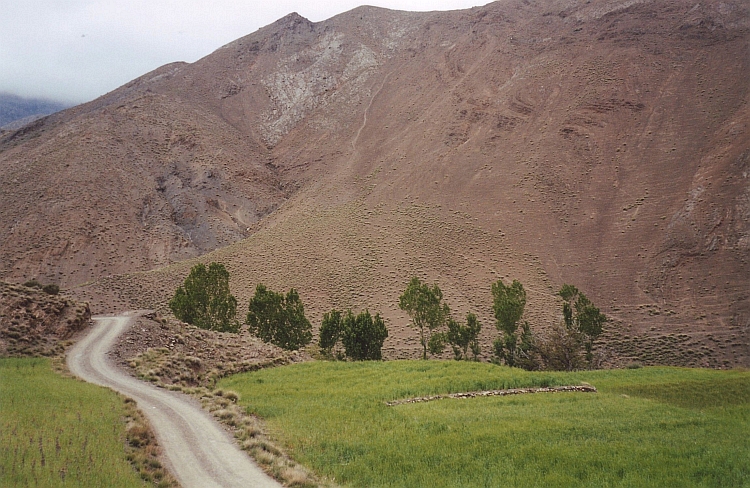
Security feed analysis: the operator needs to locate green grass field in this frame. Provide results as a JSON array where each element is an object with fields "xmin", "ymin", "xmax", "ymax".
[
  {"xmin": 0, "ymin": 358, "xmax": 147, "ymax": 487},
  {"xmin": 220, "ymin": 361, "xmax": 750, "ymax": 487}
]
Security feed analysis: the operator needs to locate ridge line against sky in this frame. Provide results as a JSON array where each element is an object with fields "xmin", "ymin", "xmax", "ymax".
[{"xmin": 1, "ymin": 0, "xmax": 484, "ymax": 105}]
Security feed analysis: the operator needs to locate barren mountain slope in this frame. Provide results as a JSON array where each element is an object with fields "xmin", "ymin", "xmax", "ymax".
[
  {"xmin": 0, "ymin": 62, "xmax": 291, "ymax": 285},
  {"xmin": 2, "ymin": 0, "xmax": 749, "ymax": 365}
]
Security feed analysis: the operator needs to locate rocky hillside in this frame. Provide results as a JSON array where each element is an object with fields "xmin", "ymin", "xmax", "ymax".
[{"xmin": 1, "ymin": 0, "xmax": 748, "ymax": 365}]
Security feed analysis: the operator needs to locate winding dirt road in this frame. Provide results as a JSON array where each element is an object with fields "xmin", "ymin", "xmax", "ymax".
[{"xmin": 67, "ymin": 313, "xmax": 281, "ymax": 488}]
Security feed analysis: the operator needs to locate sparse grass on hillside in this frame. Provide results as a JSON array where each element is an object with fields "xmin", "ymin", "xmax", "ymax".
[
  {"xmin": 0, "ymin": 358, "xmax": 150, "ymax": 487},
  {"xmin": 83, "ymin": 200, "xmax": 558, "ymax": 361},
  {"xmin": 220, "ymin": 362, "xmax": 750, "ymax": 487}
]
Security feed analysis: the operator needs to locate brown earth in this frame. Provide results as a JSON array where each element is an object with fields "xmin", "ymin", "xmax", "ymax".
[
  {"xmin": 112, "ymin": 313, "xmax": 306, "ymax": 388},
  {"xmin": 0, "ymin": 281, "xmax": 91, "ymax": 356},
  {"xmin": 1, "ymin": 0, "xmax": 748, "ymax": 366}
]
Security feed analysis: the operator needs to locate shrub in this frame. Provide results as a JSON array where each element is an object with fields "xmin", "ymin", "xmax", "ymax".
[
  {"xmin": 319, "ymin": 309, "xmax": 389, "ymax": 361},
  {"xmin": 319, "ymin": 309, "xmax": 344, "ymax": 358},
  {"xmin": 42, "ymin": 283, "xmax": 60, "ymax": 295},
  {"xmin": 536, "ymin": 323, "xmax": 584, "ymax": 371}
]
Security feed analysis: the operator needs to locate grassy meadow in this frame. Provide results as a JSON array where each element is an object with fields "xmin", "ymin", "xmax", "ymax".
[
  {"xmin": 0, "ymin": 358, "xmax": 147, "ymax": 487},
  {"xmin": 220, "ymin": 361, "xmax": 750, "ymax": 487}
]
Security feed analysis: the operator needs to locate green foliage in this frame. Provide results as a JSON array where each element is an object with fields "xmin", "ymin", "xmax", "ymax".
[
  {"xmin": 446, "ymin": 313, "xmax": 482, "ymax": 360},
  {"xmin": 319, "ymin": 309, "xmax": 389, "ymax": 360},
  {"xmin": 398, "ymin": 277, "xmax": 450, "ymax": 359},
  {"xmin": 492, "ymin": 279, "xmax": 527, "ymax": 335},
  {"xmin": 427, "ymin": 332, "xmax": 447, "ymax": 356},
  {"xmin": 491, "ymin": 279, "xmax": 528, "ymax": 367},
  {"xmin": 516, "ymin": 321, "xmax": 539, "ymax": 370},
  {"xmin": 558, "ymin": 284, "xmax": 607, "ymax": 366},
  {"xmin": 221, "ymin": 363, "xmax": 750, "ymax": 488},
  {"xmin": 319, "ymin": 309, "xmax": 344, "ymax": 357},
  {"xmin": 340, "ymin": 310, "xmax": 389, "ymax": 360},
  {"xmin": 247, "ymin": 284, "xmax": 312, "ymax": 351},
  {"xmin": 23, "ymin": 279, "xmax": 43, "ymax": 289},
  {"xmin": 168, "ymin": 262, "xmax": 239, "ymax": 332},
  {"xmin": 0, "ymin": 358, "xmax": 147, "ymax": 487},
  {"xmin": 246, "ymin": 284, "xmax": 283, "ymax": 341}
]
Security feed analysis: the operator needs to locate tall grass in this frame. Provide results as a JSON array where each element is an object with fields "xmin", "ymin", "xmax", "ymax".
[
  {"xmin": 0, "ymin": 358, "xmax": 146, "ymax": 487},
  {"xmin": 220, "ymin": 361, "xmax": 750, "ymax": 487}
]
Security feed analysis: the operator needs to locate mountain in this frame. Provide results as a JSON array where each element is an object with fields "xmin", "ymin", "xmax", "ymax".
[
  {"xmin": 1, "ymin": 0, "xmax": 748, "ymax": 366},
  {"xmin": 0, "ymin": 93, "xmax": 69, "ymax": 129}
]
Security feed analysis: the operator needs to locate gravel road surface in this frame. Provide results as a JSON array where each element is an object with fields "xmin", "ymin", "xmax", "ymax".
[{"xmin": 67, "ymin": 313, "xmax": 282, "ymax": 488}]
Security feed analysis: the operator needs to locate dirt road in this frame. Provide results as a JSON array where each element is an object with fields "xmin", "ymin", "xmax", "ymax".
[{"xmin": 67, "ymin": 313, "xmax": 282, "ymax": 488}]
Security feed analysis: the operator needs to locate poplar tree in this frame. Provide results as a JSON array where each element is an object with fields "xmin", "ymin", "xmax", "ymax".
[{"xmin": 398, "ymin": 277, "xmax": 450, "ymax": 360}]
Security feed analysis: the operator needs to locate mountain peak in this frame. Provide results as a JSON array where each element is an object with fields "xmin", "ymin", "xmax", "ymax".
[{"xmin": 274, "ymin": 12, "xmax": 313, "ymax": 29}]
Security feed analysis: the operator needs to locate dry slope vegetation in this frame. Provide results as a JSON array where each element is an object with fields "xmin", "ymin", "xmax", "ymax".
[{"xmin": 1, "ymin": 0, "xmax": 748, "ymax": 365}]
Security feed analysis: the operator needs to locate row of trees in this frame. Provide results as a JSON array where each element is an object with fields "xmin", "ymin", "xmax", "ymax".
[
  {"xmin": 397, "ymin": 276, "xmax": 607, "ymax": 370},
  {"xmin": 169, "ymin": 263, "xmax": 606, "ymax": 369},
  {"xmin": 169, "ymin": 263, "xmax": 388, "ymax": 360},
  {"xmin": 398, "ymin": 277, "xmax": 483, "ymax": 361}
]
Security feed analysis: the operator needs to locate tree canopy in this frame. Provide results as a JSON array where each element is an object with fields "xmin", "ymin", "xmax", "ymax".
[
  {"xmin": 168, "ymin": 262, "xmax": 239, "ymax": 332},
  {"xmin": 319, "ymin": 309, "xmax": 389, "ymax": 360},
  {"xmin": 341, "ymin": 310, "xmax": 389, "ymax": 360},
  {"xmin": 446, "ymin": 313, "xmax": 482, "ymax": 361},
  {"xmin": 319, "ymin": 309, "xmax": 344, "ymax": 357},
  {"xmin": 491, "ymin": 279, "xmax": 528, "ymax": 367},
  {"xmin": 558, "ymin": 284, "xmax": 607, "ymax": 365},
  {"xmin": 246, "ymin": 284, "xmax": 312, "ymax": 350},
  {"xmin": 398, "ymin": 277, "xmax": 450, "ymax": 360}
]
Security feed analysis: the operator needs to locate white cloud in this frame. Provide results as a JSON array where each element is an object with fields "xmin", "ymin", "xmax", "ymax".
[{"xmin": 0, "ymin": 0, "xmax": 483, "ymax": 104}]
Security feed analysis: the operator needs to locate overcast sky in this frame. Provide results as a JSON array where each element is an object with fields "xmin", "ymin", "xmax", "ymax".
[{"xmin": 1, "ymin": 1, "xmax": 485, "ymax": 105}]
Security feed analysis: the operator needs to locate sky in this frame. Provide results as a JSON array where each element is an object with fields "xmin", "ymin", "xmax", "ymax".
[{"xmin": 1, "ymin": 1, "xmax": 484, "ymax": 105}]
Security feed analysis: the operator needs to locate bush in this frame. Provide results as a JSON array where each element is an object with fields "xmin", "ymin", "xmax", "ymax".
[
  {"xmin": 42, "ymin": 284, "xmax": 60, "ymax": 295},
  {"xmin": 319, "ymin": 309, "xmax": 345, "ymax": 359},
  {"xmin": 536, "ymin": 324, "xmax": 584, "ymax": 371}
]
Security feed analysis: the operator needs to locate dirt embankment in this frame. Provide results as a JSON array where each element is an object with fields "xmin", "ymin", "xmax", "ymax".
[
  {"xmin": 111, "ymin": 312, "xmax": 307, "ymax": 388},
  {"xmin": 0, "ymin": 281, "xmax": 90, "ymax": 356}
]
